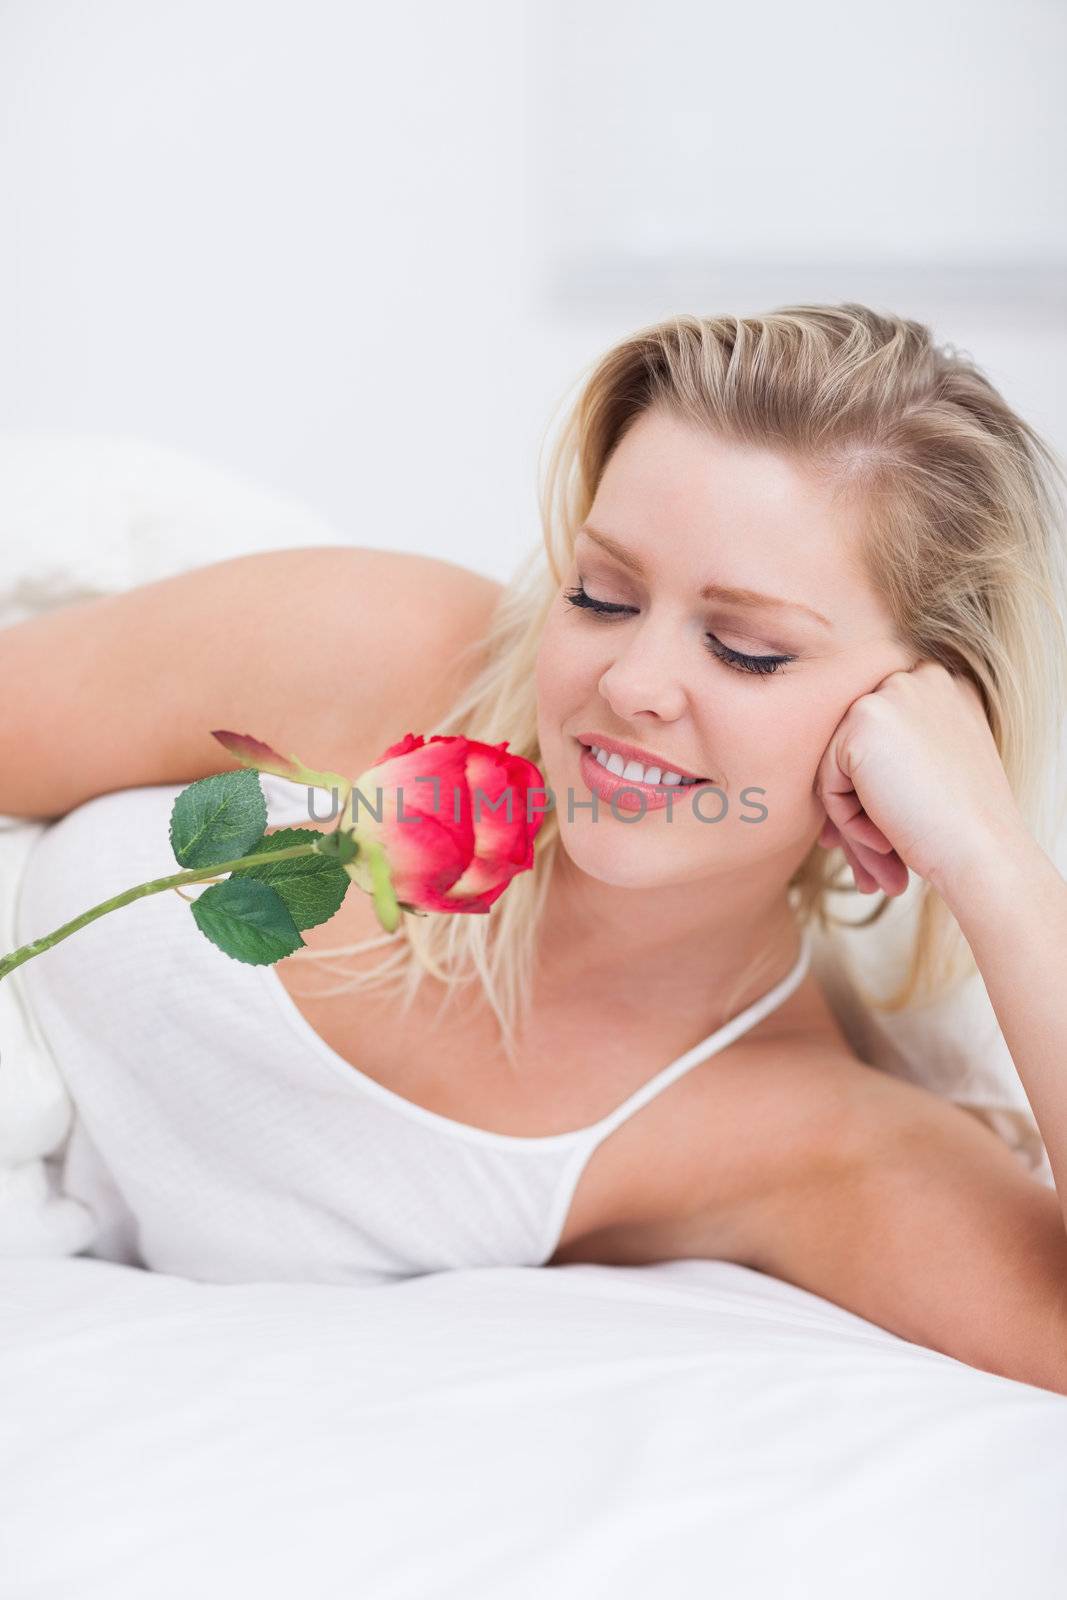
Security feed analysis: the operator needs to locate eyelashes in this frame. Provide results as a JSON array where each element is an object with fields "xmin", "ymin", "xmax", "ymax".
[{"xmin": 562, "ymin": 583, "xmax": 795, "ymax": 679}]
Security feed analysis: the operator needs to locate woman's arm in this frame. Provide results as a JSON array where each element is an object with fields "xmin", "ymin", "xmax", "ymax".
[
  {"xmin": 721, "ymin": 1059, "xmax": 1067, "ymax": 1396},
  {"xmin": 928, "ymin": 818, "xmax": 1067, "ymax": 1245},
  {"xmin": 0, "ymin": 545, "xmax": 502, "ymax": 819},
  {"xmin": 693, "ymin": 816, "xmax": 1067, "ymax": 1397},
  {"xmin": 745, "ymin": 659, "xmax": 1067, "ymax": 1390}
]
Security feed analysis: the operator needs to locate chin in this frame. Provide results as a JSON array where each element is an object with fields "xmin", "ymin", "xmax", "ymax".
[{"xmin": 555, "ymin": 822, "xmax": 685, "ymax": 890}]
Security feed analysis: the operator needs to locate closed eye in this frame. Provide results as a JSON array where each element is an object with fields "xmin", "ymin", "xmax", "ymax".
[{"xmin": 562, "ymin": 582, "xmax": 795, "ymax": 678}]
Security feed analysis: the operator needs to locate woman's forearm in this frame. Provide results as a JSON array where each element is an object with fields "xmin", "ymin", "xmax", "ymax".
[{"xmin": 932, "ymin": 821, "xmax": 1067, "ymax": 1225}]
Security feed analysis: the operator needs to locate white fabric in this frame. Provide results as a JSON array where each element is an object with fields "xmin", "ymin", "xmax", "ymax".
[
  {"xmin": 9, "ymin": 778, "xmax": 812, "ymax": 1281},
  {"xmin": 0, "ymin": 820, "xmax": 99, "ymax": 1255},
  {"xmin": 0, "ymin": 433, "xmax": 347, "ymax": 630},
  {"xmin": 1, "ymin": 1254, "xmax": 1066, "ymax": 1599}
]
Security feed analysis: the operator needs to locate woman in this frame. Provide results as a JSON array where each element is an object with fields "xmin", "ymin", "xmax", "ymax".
[{"xmin": 7, "ymin": 303, "xmax": 1067, "ymax": 1395}]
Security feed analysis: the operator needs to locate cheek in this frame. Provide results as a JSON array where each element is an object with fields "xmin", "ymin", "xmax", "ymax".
[
  {"xmin": 719, "ymin": 690, "xmax": 829, "ymax": 814},
  {"xmin": 535, "ymin": 614, "xmax": 592, "ymax": 711},
  {"xmin": 533, "ymin": 625, "xmax": 573, "ymax": 750},
  {"xmin": 533, "ymin": 635, "xmax": 559, "ymax": 724}
]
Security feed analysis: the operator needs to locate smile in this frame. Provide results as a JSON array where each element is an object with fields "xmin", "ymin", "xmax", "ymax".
[
  {"xmin": 576, "ymin": 740, "xmax": 715, "ymax": 814},
  {"xmin": 578, "ymin": 740, "xmax": 710, "ymax": 786}
]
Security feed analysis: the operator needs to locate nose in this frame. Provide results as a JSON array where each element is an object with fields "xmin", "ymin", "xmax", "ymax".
[{"xmin": 596, "ymin": 615, "xmax": 690, "ymax": 723}]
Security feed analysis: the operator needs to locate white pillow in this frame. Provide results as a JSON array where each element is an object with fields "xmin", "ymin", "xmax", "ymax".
[{"xmin": 0, "ymin": 432, "xmax": 349, "ymax": 629}]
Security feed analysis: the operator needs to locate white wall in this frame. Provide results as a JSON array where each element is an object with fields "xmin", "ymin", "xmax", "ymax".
[{"xmin": 1, "ymin": 0, "xmax": 1064, "ymax": 585}]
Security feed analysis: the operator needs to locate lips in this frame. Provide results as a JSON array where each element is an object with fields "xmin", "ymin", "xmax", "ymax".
[
  {"xmin": 576, "ymin": 744, "xmax": 709, "ymax": 814},
  {"xmin": 576, "ymin": 737, "xmax": 711, "ymax": 783}
]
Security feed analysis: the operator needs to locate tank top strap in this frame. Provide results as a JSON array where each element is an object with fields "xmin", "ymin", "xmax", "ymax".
[{"xmin": 576, "ymin": 924, "xmax": 814, "ymax": 1148}]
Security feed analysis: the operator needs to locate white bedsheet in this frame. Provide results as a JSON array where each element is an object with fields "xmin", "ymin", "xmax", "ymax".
[{"xmin": 1, "ymin": 1254, "xmax": 1065, "ymax": 1599}]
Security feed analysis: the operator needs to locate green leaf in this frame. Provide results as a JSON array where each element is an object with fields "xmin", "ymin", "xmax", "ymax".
[
  {"xmin": 228, "ymin": 827, "xmax": 350, "ymax": 930},
  {"xmin": 170, "ymin": 770, "xmax": 268, "ymax": 869},
  {"xmin": 190, "ymin": 876, "xmax": 305, "ymax": 965}
]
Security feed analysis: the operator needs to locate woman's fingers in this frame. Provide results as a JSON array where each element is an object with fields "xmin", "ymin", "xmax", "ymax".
[{"xmin": 820, "ymin": 813, "xmax": 910, "ymax": 896}]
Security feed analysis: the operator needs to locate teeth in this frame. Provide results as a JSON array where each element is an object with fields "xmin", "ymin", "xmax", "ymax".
[{"xmin": 589, "ymin": 744, "xmax": 703, "ymax": 786}]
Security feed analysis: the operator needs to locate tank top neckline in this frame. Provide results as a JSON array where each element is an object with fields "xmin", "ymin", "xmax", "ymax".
[{"xmin": 256, "ymin": 923, "xmax": 814, "ymax": 1152}]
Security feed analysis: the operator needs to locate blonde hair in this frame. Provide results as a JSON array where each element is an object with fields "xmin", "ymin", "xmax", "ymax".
[{"xmin": 291, "ymin": 304, "xmax": 1067, "ymax": 1065}]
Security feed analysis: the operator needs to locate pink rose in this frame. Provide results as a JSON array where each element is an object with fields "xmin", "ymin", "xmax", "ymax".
[{"xmin": 348, "ymin": 732, "xmax": 546, "ymax": 915}]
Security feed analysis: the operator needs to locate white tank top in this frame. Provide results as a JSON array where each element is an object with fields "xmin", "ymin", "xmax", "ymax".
[{"xmin": 11, "ymin": 776, "xmax": 813, "ymax": 1285}]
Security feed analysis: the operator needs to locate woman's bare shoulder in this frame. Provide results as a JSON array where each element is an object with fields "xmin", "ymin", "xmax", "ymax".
[
  {"xmin": 275, "ymin": 544, "xmax": 504, "ymax": 664},
  {"xmin": 282, "ymin": 541, "xmax": 503, "ymax": 678},
  {"xmin": 293, "ymin": 546, "xmax": 505, "ymax": 763},
  {"xmin": 296, "ymin": 543, "xmax": 502, "ymax": 605}
]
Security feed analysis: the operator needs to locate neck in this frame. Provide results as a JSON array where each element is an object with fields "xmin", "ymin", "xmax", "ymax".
[{"xmin": 535, "ymin": 843, "xmax": 804, "ymax": 1023}]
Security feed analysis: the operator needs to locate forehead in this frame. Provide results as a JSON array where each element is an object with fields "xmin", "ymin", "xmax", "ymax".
[{"xmin": 584, "ymin": 409, "xmax": 882, "ymax": 630}]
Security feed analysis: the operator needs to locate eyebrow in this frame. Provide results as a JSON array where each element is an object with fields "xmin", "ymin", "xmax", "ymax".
[{"xmin": 577, "ymin": 525, "xmax": 833, "ymax": 630}]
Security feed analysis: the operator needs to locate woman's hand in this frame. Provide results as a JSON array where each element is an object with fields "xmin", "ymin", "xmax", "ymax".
[{"xmin": 813, "ymin": 660, "xmax": 1024, "ymax": 898}]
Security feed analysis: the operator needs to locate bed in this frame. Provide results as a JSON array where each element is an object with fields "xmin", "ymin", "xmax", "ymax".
[{"xmin": 4, "ymin": 1253, "xmax": 1067, "ymax": 1598}]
